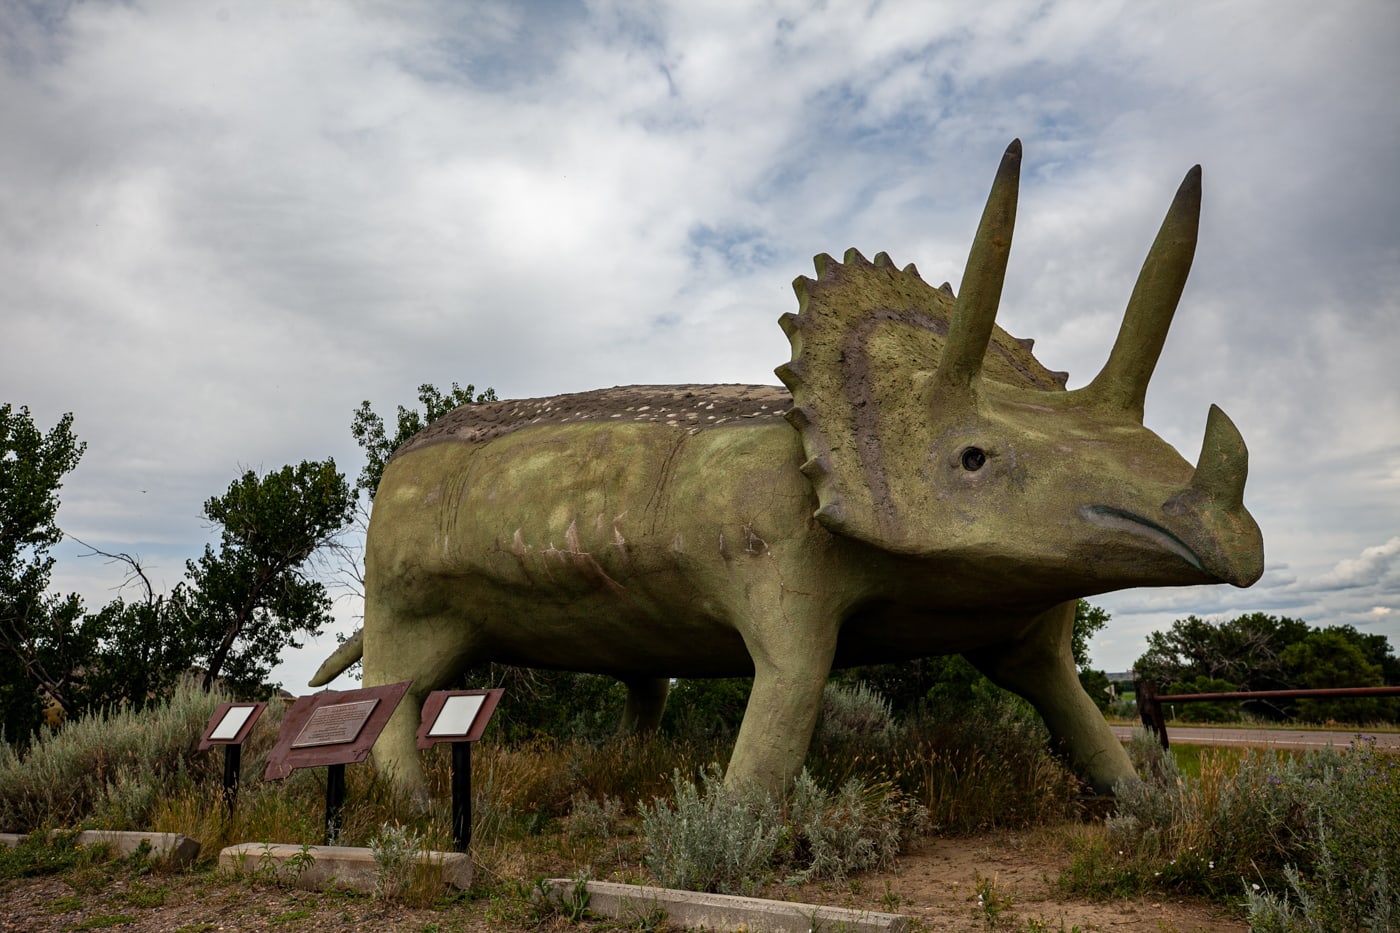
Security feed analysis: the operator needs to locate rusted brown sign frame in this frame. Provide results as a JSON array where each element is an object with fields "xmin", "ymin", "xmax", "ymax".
[{"xmin": 264, "ymin": 682, "xmax": 410, "ymax": 780}]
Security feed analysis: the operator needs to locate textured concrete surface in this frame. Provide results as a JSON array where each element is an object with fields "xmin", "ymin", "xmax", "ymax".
[
  {"xmin": 0, "ymin": 830, "xmax": 200, "ymax": 867},
  {"xmin": 545, "ymin": 878, "xmax": 909, "ymax": 932},
  {"xmin": 219, "ymin": 842, "xmax": 472, "ymax": 893}
]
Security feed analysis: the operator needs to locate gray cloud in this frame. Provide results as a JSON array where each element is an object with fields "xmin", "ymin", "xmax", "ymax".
[{"xmin": 3, "ymin": 0, "xmax": 1396, "ymax": 687}]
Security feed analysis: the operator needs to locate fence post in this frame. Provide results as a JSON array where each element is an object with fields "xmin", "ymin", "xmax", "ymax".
[{"xmin": 1135, "ymin": 679, "xmax": 1170, "ymax": 749}]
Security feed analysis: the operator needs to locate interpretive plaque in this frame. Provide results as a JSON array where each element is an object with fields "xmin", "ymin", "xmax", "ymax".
[
  {"xmin": 416, "ymin": 689, "xmax": 503, "ymax": 748},
  {"xmin": 197, "ymin": 702, "xmax": 266, "ymax": 749},
  {"xmin": 291, "ymin": 698, "xmax": 378, "ymax": 749},
  {"xmin": 416, "ymin": 689, "xmax": 505, "ymax": 852},
  {"xmin": 264, "ymin": 682, "xmax": 410, "ymax": 780}
]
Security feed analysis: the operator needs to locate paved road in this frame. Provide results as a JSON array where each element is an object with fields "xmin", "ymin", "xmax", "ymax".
[{"xmin": 1109, "ymin": 724, "xmax": 1400, "ymax": 750}]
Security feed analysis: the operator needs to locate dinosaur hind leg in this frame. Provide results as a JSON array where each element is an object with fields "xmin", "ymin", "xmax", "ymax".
[
  {"xmin": 965, "ymin": 600, "xmax": 1135, "ymax": 795},
  {"xmin": 619, "ymin": 676, "xmax": 669, "ymax": 734}
]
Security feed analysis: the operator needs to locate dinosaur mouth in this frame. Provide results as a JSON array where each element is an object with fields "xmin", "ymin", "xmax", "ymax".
[{"xmin": 1081, "ymin": 506, "xmax": 1204, "ymax": 572}]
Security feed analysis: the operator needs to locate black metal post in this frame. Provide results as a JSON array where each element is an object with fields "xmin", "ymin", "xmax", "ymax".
[
  {"xmin": 325, "ymin": 763, "xmax": 347, "ymax": 844},
  {"xmin": 221, "ymin": 743, "xmax": 242, "ymax": 809},
  {"xmin": 451, "ymin": 742, "xmax": 472, "ymax": 852}
]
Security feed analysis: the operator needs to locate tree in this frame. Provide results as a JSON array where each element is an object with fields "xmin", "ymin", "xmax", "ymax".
[
  {"xmin": 350, "ymin": 382, "xmax": 495, "ymax": 499},
  {"xmin": 1134, "ymin": 613, "xmax": 1311, "ymax": 693},
  {"xmin": 1136, "ymin": 613, "xmax": 1398, "ymax": 723},
  {"xmin": 68, "ymin": 543, "xmax": 198, "ymax": 711},
  {"xmin": 1072, "ymin": 600, "xmax": 1110, "ymax": 670},
  {"xmin": 1282, "ymin": 628, "xmax": 1392, "ymax": 723},
  {"xmin": 0, "ymin": 405, "xmax": 86, "ymax": 736},
  {"xmin": 182, "ymin": 459, "xmax": 355, "ymax": 694}
]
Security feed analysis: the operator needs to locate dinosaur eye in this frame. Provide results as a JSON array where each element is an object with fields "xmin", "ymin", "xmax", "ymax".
[{"xmin": 961, "ymin": 447, "xmax": 987, "ymax": 471}]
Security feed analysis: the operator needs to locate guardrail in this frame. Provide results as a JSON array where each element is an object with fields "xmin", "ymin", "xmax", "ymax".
[{"xmin": 1133, "ymin": 680, "xmax": 1400, "ymax": 749}]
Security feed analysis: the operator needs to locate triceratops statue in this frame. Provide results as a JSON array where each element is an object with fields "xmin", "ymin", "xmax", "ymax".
[{"xmin": 313, "ymin": 140, "xmax": 1263, "ymax": 797}]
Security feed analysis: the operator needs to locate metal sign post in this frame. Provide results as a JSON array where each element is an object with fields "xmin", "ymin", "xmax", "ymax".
[
  {"xmin": 264, "ymin": 682, "xmax": 410, "ymax": 844},
  {"xmin": 416, "ymin": 689, "xmax": 504, "ymax": 852}
]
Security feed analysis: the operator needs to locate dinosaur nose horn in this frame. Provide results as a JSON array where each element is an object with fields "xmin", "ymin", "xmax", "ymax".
[
  {"xmin": 1083, "ymin": 165, "xmax": 1201, "ymax": 421},
  {"xmin": 936, "ymin": 139, "xmax": 1021, "ymax": 393},
  {"xmin": 1190, "ymin": 404, "xmax": 1249, "ymax": 511}
]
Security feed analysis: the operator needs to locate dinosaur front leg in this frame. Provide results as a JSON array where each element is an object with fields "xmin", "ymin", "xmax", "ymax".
[
  {"xmin": 724, "ymin": 610, "xmax": 838, "ymax": 797},
  {"xmin": 361, "ymin": 610, "xmax": 481, "ymax": 802},
  {"xmin": 965, "ymin": 600, "xmax": 1135, "ymax": 795}
]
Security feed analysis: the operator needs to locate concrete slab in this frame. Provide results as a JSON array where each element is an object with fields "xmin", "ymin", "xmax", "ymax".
[
  {"xmin": 545, "ymin": 878, "xmax": 909, "ymax": 932},
  {"xmin": 220, "ymin": 842, "xmax": 472, "ymax": 894},
  {"xmin": 0, "ymin": 830, "xmax": 200, "ymax": 867}
]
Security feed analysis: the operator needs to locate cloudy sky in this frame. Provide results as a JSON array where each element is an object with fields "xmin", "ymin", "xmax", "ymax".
[{"xmin": 3, "ymin": 0, "xmax": 1397, "ymax": 691}]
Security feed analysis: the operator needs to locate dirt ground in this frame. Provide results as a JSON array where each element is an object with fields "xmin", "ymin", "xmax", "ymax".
[
  {"xmin": 0, "ymin": 826, "xmax": 1246, "ymax": 932},
  {"xmin": 778, "ymin": 828, "xmax": 1247, "ymax": 932}
]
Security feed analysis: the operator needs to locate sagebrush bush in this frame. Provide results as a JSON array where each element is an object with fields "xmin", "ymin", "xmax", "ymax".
[
  {"xmin": 784, "ymin": 771, "xmax": 926, "ymax": 884},
  {"xmin": 815, "ymin": 681, "xmax": 897, "ymax": 750},
  {"xmin": 1242, "ymin": 738, "xmax": 1400, "ymax": 931},
  {"xmin": 639, "ymin": 765, "xmax": 783, "ymax": 894},
  {"xmin": 566, "ymin": 791, "xmax": 624, "ymax": 839},
  {"xmin": 1070, "ymin": 730, "xmax": 1400, "ymax": 927},
  {"xmin": 0, "ymin": 678, "xmax": 233, "ymax": 831},
  {"xmin": 639, "ymin": 764, "xmax": 927, "ymax": 894}
]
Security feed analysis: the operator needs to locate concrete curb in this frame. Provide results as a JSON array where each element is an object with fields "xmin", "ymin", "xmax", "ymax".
[
  {"xmin": 544, "ymin": 878, "xmax": 909, "ymax": 932},
  {"xmin": 219, "ymin": 842, "xmax": 472, "ymax": 894},
  {"xmin": 0, "ymin": 830, "xmax": 200, "ymax": 867}
]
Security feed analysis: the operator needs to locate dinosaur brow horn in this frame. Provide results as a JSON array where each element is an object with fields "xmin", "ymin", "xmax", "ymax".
[
  {"xmin": 935, "ymin": 139, "xmax": 1022, "ymax": 393},
  {"xmin": 1081, "ymin": 165, "xmax": 1201, "ymax": 420}
]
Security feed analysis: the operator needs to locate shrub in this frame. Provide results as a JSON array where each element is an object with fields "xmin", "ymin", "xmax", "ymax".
[
  {"xmin": 638, "ymin": 764, "xmax": 927, "ymax": 894},
  {"xmin": 784, "ymin": 771, "xmax": 926, "ymax": 884},
  {"xmin": 1069, "ymin": 731, "xmax": 1400, "ymax": 923},
  {"xmin": 815, "ymin": 681, "xmax": 897, "ymax": 751},
  {"xmin": 368, "ymin": 821, "xmax": 424, "ymax": 903},
  {"xmin": 1243, "ymin": 738, "xmax": 1400, "ymax": 930},
  {"xmin": 0, "ymin": 678, "xmax": 232, "ymax": 832},
  {"xmin": 566, "ymin": 792, "xmax": 624, "ymax": 839},
  {"xmin": 639, "ymin": 765, "xmax": 782, "ymax": 894}
]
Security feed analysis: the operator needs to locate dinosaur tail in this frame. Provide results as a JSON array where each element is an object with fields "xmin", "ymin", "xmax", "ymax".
[{"xmin": 309, "ymin": 628, "xmax": 364, "ymax": 686}]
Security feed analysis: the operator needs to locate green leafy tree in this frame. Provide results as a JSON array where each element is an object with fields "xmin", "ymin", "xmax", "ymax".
[
  {"xmin": 1135, "ymin": 612, "xmax": 1311, "ymax": 693},
  {"xmin": 68, "ymin": 545, "xmax": 199, "ymax": 710},
  {"xmin": 1283, "ymin": 628, "xmax": 1392, "ymax": 723},
  {"xmin": 1137, "ymin": 613, "xmax": 1398, "ymax": 722},
  {"xmin": 1164, "ymin": 675, "xmax": 1240, "ymax": 722},
  {"xmin": 0, "ymin": 405, "xmax": 86, "ymax": 735},
  {"xmin": 1072, "ymin": 600, "xmax": 1109, "ymax": 670},
  {"xmin": 182, "ymin": 459, "xmax": 355, "ymax": 694},
  {"xmin": 350, "ymin": 382, "xmax": 495, "ymax": 498}
]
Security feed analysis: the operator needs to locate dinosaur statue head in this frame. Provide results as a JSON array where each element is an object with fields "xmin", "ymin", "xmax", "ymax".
[{"xmin": 776, "ymin": 140, "xmax": 1264, "ymax": 597}]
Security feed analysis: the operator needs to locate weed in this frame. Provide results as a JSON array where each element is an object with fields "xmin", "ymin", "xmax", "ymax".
[
  {"xmin": 973, "ymin": 870, "xmax": 1011, "ymax": 930},
  {"xmin": 122, "ymin": 880, "xmax": 167, "ymax": 908},
  {"xmin": 369, "ymin": 821, "xmax": 424, "ymax": 903},
  {"xmin": 46, "ymin": 893, "xmax": 83, "ymax": 913},
  {"xmin": 0, "ymin": 830, "xmax": 108, "ymax": 879}
]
